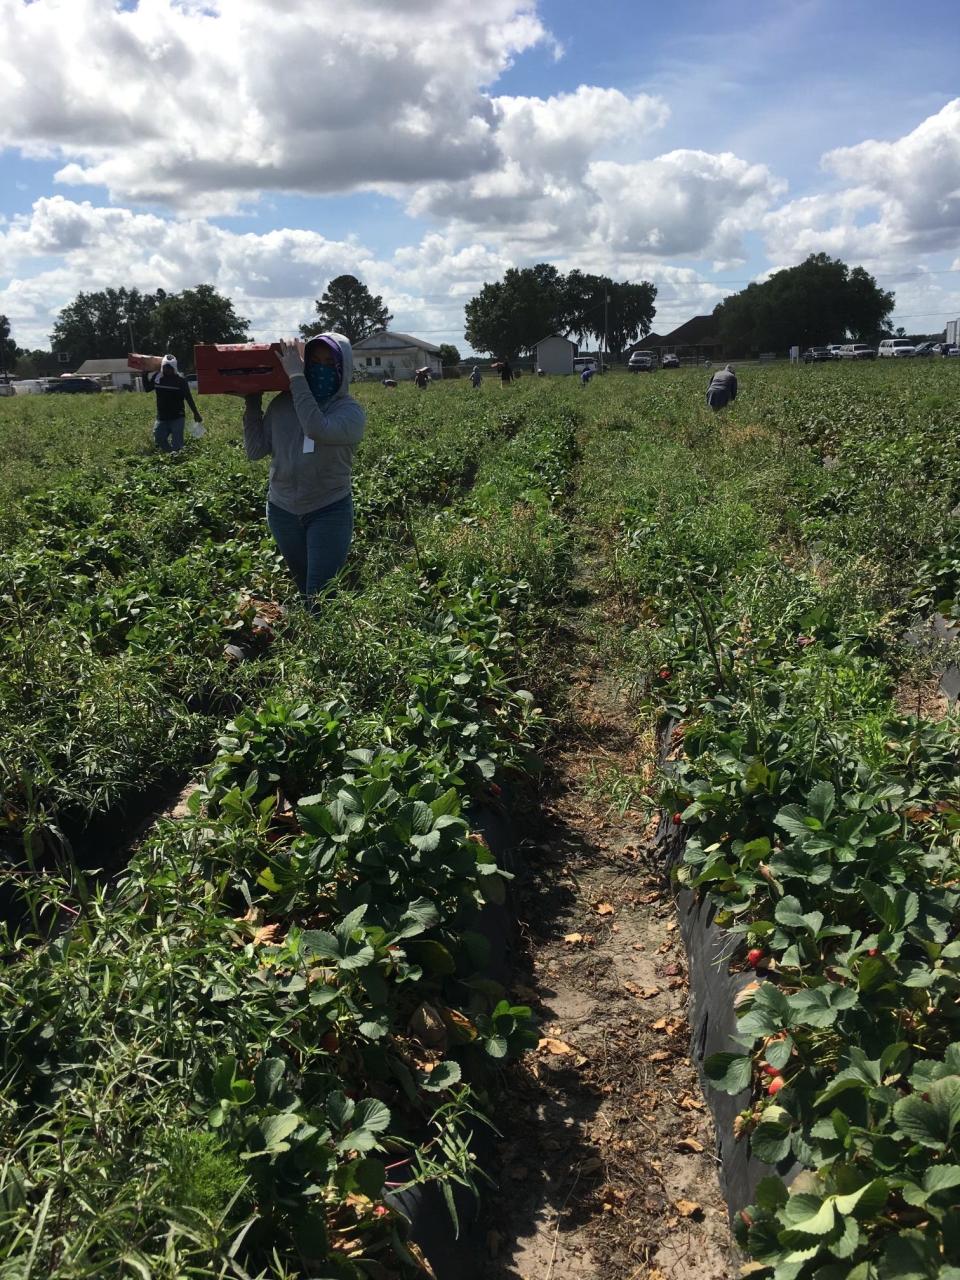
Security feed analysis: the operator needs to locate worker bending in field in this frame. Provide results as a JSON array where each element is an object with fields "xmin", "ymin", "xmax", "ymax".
[
  {"xmin": 243, "ymin": 333, "xmax": 365, "ymax": 608},
  {"xmin": 148, "ymin": 355, "xmax": 203, "ymax": 452},
  {"xmin": 706, "ymin": 364, "xmax": 737, "ymax": 412}
]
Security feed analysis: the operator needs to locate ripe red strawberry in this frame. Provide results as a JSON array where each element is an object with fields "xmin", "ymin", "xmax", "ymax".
[
  {"xmin": 762, "ymin": 1063, "xmax": 781, "ymax": 1077},
  {"xmin": 672, "ymin": 812, "xmax": 683, "ymax": 825},
  {"xmin": 658, "ymin": 667, "xmax": 671, "ymax": 680},
  {"xmin": 867, "ymin": 947, "xmax": 878, "ymax": 957},
  {"xmin": 767, "ymin": 1076, "xmax": 786, "ymax": 1095},
  {"xmin": 747, "ymin": 948, "xmax": 765, "ymax": 968}
]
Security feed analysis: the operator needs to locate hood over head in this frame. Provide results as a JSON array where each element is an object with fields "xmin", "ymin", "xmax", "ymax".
[
  {"xmin": 303, "ymin": 333, "xmax": 353, "ymax": 399},
  {"xmin": 160, "ymin": 353, "xmax": 178, "ymax": 374}
]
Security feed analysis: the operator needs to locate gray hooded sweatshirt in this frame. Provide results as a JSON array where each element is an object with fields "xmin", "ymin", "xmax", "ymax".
[
  {"xmin": 707, "ymin": 365, "xmax": 738, "ymax": 398},
  {"xmin": 243, "ymin": 332, "xmax": 365, "ymax": 514}
]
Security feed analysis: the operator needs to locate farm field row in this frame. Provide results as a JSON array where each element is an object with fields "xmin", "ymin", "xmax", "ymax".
[
  {"xmin": 1, "ymin": 358, "xmax": 959, "ymax": 1277},
  {"xmin": 0, "ymin": 382, "xmax": 578, "ymax": 1277},
  {"xmin": 576, "ymin": 358, "xmax": 960, "ymax": 1276}
]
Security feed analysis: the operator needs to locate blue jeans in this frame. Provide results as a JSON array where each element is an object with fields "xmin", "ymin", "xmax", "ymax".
[
  {"xmin": 267, "ymin": 493, "xmax": 354, "ymax": 606},
  {"xmin": 154, "ymin": 416, "xmax": 185, "ymax": 451}
]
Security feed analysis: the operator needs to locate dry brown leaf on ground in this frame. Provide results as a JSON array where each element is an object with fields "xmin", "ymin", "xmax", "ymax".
[
  {"xmin": 674, "ymin": 1199, "xmax": 703, "ymax": 1218},
  {"xmin": 251, "ymin": 923, "xmax": 281, "ymax": 946},
  {"xmin": 537, "ymin": 1036, "xmax": 580, "ymax": 1057},
  {"xmin": 676, "ymin": 1137, "xmax": 705, "ymax": 1153},
  {"xmin": 678, "ymin": 1093, "xmax": 705, "ymax": 1112},
  {"xmin": 564, "ymin": 932, "xmax": 585, "ymax": 944},
  {"xmin": 595, "ymin": 901, "xmax": 616, "ymax": 915}
]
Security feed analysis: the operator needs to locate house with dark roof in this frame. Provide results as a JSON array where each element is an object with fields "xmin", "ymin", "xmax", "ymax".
[
  {"xmin": 629, "ymin": 315, "xmax": 722, "ymax": 363},
  {"xmin": 352, "ymin": 330, "xmax": 443, "ymax": 380}
]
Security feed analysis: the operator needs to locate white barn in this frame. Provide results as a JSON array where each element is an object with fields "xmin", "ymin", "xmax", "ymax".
[
  {"xmin": 73, "ymin": 358, "xmax": 141, "ymax": 390},
  {"xmin": 534, "ymin": 334, "xmax": 576, "ymax": 375},
  {"xmin": 353, "ymin": 330, "xmax": 443, "ymax": 380}
]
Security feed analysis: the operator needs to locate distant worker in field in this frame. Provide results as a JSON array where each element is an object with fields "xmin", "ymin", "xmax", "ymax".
[
  {"xmin": 148, "ymin": 354, "xmax": 203, "ymax": 452},
  {"xmin": 579, "ymin": 366, "xmax": 595, "ymax": 387},
  {"xmin": 414, "ymin": 367, "xmax": 430, "ymax": 389},
  {"xmin": 243, "ymin": 333, "xmax": 365, "ymax": 608},
  {"xmin": 470, "ymin": 365, "xmax": 482, "ymax": 388},
  {"xmin": 498, "ymin": 358, "xmax": 513, "ymax": 389},
  {"xmin": 706, "ymin": 364, "xmax": 738, "ymax": 412}
]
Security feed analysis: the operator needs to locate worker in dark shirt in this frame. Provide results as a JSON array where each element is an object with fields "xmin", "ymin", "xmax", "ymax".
[{"xmin": 147, "ymin": 354, "xmax": 202, "ymax": 452}]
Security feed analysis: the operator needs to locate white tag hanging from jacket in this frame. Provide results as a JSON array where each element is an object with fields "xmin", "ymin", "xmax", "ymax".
[{"xmin": 302, "ymin": 436, "xmax": 315, "ymax": 454}]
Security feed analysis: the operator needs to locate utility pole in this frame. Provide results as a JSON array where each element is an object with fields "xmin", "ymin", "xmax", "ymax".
[{"xmin": 603, "ymin": 293, "xmax": 610, "ymax": 373}]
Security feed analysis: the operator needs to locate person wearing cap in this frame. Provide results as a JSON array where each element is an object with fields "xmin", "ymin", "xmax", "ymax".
[
  {"xmin": 706, "ymin": 363, "xmax": 738, "ymax": 412},
  {"xmin": 470, "ymin": 365, "xmax": 482, "ymax": 388},
  {"xmin": 243, "ymin": 333, "xmax": 365, "ymax": 607},
  {"xmin": 147, "ymin": 354, "xmax": 203, "ymax": 452}
]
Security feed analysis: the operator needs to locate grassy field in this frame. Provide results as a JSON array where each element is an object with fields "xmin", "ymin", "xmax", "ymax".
[{"xmin": 2, "ymin": 360, "xmax": 960, "ymax": 1276}]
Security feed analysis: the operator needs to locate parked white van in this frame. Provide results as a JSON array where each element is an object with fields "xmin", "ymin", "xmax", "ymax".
[
  {"xmin": 878, "ymin": 339, "xmax": 916, "ymax": 358},
  {"xmin": 11, "ymin": 379, "xmax": 46, "ymax": 395}
]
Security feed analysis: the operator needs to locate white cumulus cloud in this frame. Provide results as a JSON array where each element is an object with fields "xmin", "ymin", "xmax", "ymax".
[{"xmin": 0, "ymin": 0, "xmax": 549, "ymax": 212}]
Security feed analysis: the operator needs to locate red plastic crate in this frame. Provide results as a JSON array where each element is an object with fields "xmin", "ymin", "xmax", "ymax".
[
  {"xmin": 194, "ymin": 342, "xmax": 294, "ymax": 396},
  {"xmin": 127, "ymin": 352, "xmax": 163, "ymax": 372}
]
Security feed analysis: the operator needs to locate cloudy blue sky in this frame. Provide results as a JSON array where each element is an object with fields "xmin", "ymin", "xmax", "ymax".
[{"xmin": 1, "ymin": 0, "xmax": 959, "ymax": 352}]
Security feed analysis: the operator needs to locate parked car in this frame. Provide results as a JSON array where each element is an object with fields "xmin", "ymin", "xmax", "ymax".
[
  {"xmin": 803, "ymin": 347, "xmax": 833, "ymax": 363},
  {"xmin": 627, "ymin": 351, "xmax": 656, "ymax": 373},
  {"xmin": 826, "ymin": 344, "xmax": 844, "ymax": 359},
  {"xmin": 10, "ymin": 379, "xmax": 46, "ymax": 394},
  {"xmin": 839, "ymin": 344, "xmax": 877, "ymax": 360},
  {"xmin": 44, "ymin": 377, "xmax": 101, "ymax": 394},
  {"xmin": 931, "ymin": 343, "xmax": 960, "ymax": 357},
  {"xmin": 0, "ymin": 378, "xmax": 14, "ymax": 398},
  {"xmin": 661, "ymin": 353, "xmax": 680, "ymax": 369},
  {"xmin": 878, "ymin": 339, "xmax": 916, "ymax": 358},
  {"xmin": 913, "ymin": 342, "xmax": 936, "ymax": 357},
  {"xmin": 573, "ymin": 356, "xmax": 597, "ymax": 375}
]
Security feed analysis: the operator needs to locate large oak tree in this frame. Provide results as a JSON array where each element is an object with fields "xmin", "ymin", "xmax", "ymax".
[
  {"xmin": 464, "ymin": 264, "xmax": 656, "ymax": 360},
  {"xmin": 713, "ymin": 254, "xmax": 895, "ymax": 355}
]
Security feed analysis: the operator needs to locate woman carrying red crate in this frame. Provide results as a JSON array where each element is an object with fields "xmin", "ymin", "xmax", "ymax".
[{"xmin": 242, "ymin": 333, "xmax": 365, "ymax": 608}]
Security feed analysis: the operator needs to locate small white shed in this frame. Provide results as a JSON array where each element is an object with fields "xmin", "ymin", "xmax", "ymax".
[{"xmin": 534, "ymin": 334, "xmax": 576, "ymax": 375}]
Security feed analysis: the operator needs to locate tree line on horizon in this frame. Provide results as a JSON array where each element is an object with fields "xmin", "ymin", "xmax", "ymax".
[{"xmin": 0, "ymin": 253, "xmax": 926, "ymax": 378}]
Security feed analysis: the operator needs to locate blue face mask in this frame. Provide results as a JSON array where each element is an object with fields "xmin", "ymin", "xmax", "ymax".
[{"xmin": 305, "ymin": 362, "xmax": 340, "ymax": 403}]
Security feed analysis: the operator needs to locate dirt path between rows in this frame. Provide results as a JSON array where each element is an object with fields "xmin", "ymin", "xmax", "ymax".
[{"xmin": 482, "ymin": 655, "xmax": 736, "ymax": 1279}]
